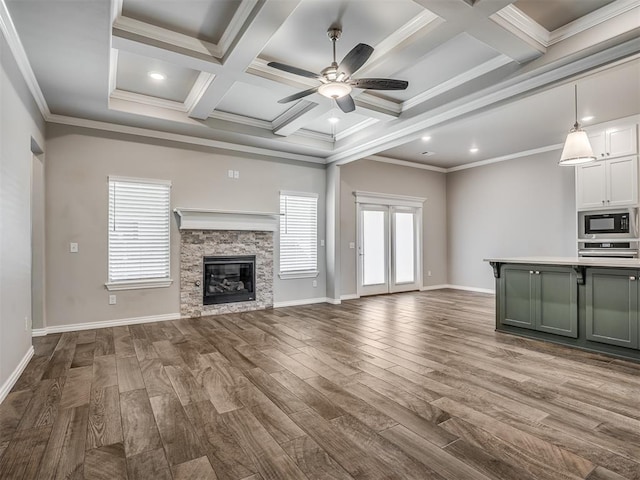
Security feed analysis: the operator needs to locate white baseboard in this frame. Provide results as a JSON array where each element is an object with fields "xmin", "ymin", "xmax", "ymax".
[
  {"xmin": 31, "ymin": 313, "xmax": 182, "ymax": 337},
  {"xmin": 0, "ymin": 346, "xmax": 34, "ymax": 404},
  {"xmin": 340, "ymin": 294, "xmax": 359, "ymax": 301},
  {"xmin": 274, "ymin": 297, "xmax": 336, "ymax": 308},
  {"xmin": 420, "ymin": 284, "xmax": 449, "ymax": 291},
  {"xmin": 420, "ymin": 284, "xmax": 495, "ymax": 294}
]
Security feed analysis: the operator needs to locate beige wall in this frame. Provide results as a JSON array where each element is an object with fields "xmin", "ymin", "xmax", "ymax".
[
  {"xmin": 447, "ymin": 150, "xmax": 576, "ymax": 290},
  {"xmin": 339, "ymin": 159, "xmax": 448, "ymax": 296},
  {"xmin": 44, "ymin": 125, "xmax": 327, "ymax": 328},
  {"xmin": 1, "ymin": 32, "xmax": 45, "ymax": 393}
]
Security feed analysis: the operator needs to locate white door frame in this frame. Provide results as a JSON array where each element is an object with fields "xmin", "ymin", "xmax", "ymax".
[{"xmin": 355, "ymin": 191, "xmax": 424, "ymax": 297}]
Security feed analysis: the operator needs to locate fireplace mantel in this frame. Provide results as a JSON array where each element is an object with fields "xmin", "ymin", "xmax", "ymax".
[{"xmin": 174, "ymin": 208, "xmax": 280, "ymax": 232}]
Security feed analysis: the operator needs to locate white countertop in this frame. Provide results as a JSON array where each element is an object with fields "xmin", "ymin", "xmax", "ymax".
[{"xmin": 484, "ymin": 256, "xmax": 640, "ymax": 268}]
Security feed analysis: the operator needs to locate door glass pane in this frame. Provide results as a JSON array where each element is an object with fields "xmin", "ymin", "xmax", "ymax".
[
  {"xmin": 394, "ymin": 212, "xmax": 414, "ymax": 284},
  {"xmin": 363, "ymin": 210, "xmax": 385, "ymax": 286}
]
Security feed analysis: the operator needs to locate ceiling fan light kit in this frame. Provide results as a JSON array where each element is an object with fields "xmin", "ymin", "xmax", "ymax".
[
  {"xmin": 318, "ymin": 82, "xmax": 352, "ymax": 99},
  {"xmin": 559, "ymin": 85, "xmax": 596, "ymax": 166},
  {"xmin": 268, "ymin": 27, "xmax": 408, "ymax": 114}
]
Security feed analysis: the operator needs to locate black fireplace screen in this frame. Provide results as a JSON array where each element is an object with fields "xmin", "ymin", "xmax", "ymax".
[{"xmin": 203, "ymin": 255, "xmax": 255, "ymax": 305}]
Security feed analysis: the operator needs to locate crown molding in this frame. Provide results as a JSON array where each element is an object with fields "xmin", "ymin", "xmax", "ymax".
[
  {"xmin": 110, "ymin": 89, "xmax": 188, "ymax": 112},
  {"xmin": 492, "ymin": 0, "xmax": 639, "ymax": 51},
  {"xmin": 335, "ymin": 118, "xmax": 379, "ymax": 142},
  {"xmin": 113, "ymin": 16, "xmax": 222, "ymax": 59},
  {"xmin": 367, "ymin": 155, "xmax": 447, "ymax": 173},
  {"xmin": 46, "ymin": 113, "xmax": 327, "ymax": 164},
  {"xmin": 272, "ymin": 101, "xmax": 317, "ymax": 131},
  {"xmin": 402, "ymin": 55, "xmax": 513, "ymax": 112},
  {"xmin": 549, "ymin": 0, "xmax": 640, "ymax": 45},
  {"xmin": 184, "ymin": 72, "xmax": 217, "ymax": 113},
  {"xmin": 355, "ymin": 93, "xmax": 402, "ymax": 117},
  {"xmin": 0, "ymin": 0, "xmax": 50, "ymax": 118},
  {"xmin": 208, "ymin": 109, "xmax": 273, "ymax": 130},
  {"xmin": 445, "ymin": 143, "xmax": 563, "ymax": 173},
  {"xmin": 491, "ymin": 6, "xmax": 549, "ymax": 52}
]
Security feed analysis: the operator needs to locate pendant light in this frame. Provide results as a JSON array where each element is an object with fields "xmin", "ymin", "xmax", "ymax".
[{"xmin": 559, "ymin": 85, "xmax": 596, "ymax": 166}]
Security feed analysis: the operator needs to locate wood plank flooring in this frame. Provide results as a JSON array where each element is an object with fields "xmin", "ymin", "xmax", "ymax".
[{"xmin": 1, "ymin": 289, "xmax": 639, "ymax": 479}]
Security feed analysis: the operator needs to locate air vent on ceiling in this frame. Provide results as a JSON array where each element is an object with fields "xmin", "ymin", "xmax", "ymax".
[{"xmin": 421, "ymin": 151, "xmax": 435, "ymax": 156}]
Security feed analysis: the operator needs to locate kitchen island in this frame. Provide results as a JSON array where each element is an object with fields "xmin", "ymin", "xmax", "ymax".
[{"xmin": 486, "ymin": 257, "xmax": 640, "ymax": 362}]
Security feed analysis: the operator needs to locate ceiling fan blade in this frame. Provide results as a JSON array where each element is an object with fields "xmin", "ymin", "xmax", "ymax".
[
  {"xmin": 350, "ymin": 78, "xmax": 408, "ymax": 90},
  {"xmin": 267, "ymin": 62, "xmax": 319, "ymax": 79},
  {"xmin": 338, "ymin": 43, "xmax": 374, "ymax": 76},
  {"xmin": 336, "ymin": 94, "xmax": 356, "ymax": 113},
  {"xmin": 277, "ymin": 86, "xmax": 319, "ymax": 104}
]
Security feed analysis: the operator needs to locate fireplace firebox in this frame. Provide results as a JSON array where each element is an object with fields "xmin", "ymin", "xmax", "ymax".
[{"xmin": 203, "ymin": 255, "xmax": 255, "ymax": 305}]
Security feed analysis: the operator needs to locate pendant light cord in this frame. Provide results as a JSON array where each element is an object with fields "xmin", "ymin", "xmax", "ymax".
[{"xmin": 573, "ymin": 85, "xmax": 579, "ymax": 130}]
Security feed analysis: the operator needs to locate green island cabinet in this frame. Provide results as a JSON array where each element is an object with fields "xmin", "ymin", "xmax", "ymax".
[
  {"xmin": 586, "ymin": 268, "xmax": 639, "ymax": 349},
  {"xmin": 500, "ymin": 265, "xmax": 578, "ymax": 338},
  {"xmin": 489, "ymin": 258, "xmax": 640, "ymax": 361}
]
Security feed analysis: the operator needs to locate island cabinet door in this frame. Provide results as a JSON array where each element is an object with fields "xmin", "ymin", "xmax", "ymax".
[
  {"xmin": 586, "ymin": 269, "xmax": 639, "ymax": 349},
  {"xmin": 500, "ymin": 266, "xmax": 536, "ymax": 330},
  {"xmin": 536, "ymin": 268, "xmax": 578, "ymax": 338}
]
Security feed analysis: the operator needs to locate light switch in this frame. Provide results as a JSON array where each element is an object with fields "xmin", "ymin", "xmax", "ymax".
[
  {"xmin": 320, "ymin": 239, "xmax": 325, "ymax": 247},
  {"xmin": 349, "ymin": 242, "xmax": 355, "ymax": 249},
  {"xmin": 234, "ymin": 170, "xmax": 240, "ymax": 179},
  {"xmin": 70, "ymin": 242, "xmax": 78, "ymax": 253},
  {"xmin": 228, "ymin": 169, "xmax": 234, "ymax": 178}
]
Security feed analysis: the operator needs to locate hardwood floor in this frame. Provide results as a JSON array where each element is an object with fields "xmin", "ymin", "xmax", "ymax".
[{"xmin": 1, "ymin": 289, "xmax": 639, "ymax": 479}]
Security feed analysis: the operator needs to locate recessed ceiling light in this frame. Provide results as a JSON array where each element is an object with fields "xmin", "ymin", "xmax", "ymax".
[
  {"xmin": 469, "ymin": 147, "xmax": 479, "ymax": 153},
  {"xmin": 328, "ymin": 117, "xmax": 340, "ymax": 124},
  {"xmin": 581, "ymin": 115, "xmax": 594, "ymax": 122},
  {"xmin": 421, "ymin": 136, "xmax": 431, "ymax": 141},
  {"xmin": 148, "ymin": 71, "xmax": 166, "ymax": 81}
]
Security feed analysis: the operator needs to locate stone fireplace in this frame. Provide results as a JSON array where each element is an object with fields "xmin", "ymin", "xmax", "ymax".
[{"xmin": 175, "ymin": 209, "xmax": 278, "ymax": 317}]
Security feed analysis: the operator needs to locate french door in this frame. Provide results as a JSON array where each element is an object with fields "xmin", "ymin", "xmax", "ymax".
[{"xmin": 357, "ymin": 203, "xmax": 421, "ymax": 296}]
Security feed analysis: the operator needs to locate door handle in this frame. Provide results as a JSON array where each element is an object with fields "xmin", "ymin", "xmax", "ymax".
[
  {"xmin": 535, "ymin": 271, "xmax": 540, "ymax": 275},
  {"xmin": 529, "ymin": 271, "xmax": 534, "ymax": 274},
  {"xmin": 630, "ymin": 276, "xmax": 636, "ymax": 281}
]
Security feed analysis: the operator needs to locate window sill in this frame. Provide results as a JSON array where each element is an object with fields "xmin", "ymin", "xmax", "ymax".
[
  {"xmin": 278, "ymin": 270, "xmax": 319, "ymax": 280},
  {"xmin": 105, "ymin": 279, "xmax": 173, "ymax": 291}
]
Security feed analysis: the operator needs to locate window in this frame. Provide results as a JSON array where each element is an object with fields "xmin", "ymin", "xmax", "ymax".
[
  {"xmin": 107, "ymin": 176, "xmax": 172, "ymax": 290},
  {"xmin": 279, "ymin": 191, "xmax": 318, "ymax": 279}
]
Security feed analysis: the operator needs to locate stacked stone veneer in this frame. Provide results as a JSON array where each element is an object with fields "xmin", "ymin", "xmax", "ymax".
[{"xmin": 180, "ymin": 230, "xmax": 274, "ymax": 317}]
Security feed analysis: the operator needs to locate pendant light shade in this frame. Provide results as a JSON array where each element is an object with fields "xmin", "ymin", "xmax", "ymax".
[{"xmin": 559, "ymin": 85, "xmax": 596, "ymax": 166}]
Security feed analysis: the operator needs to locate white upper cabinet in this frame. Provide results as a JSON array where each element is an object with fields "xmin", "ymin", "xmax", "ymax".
[
  {"xmin": 588, "ymin": 124, "xmax": 637, "ymax": 160},
  {"xmin": 576, "ymin": 156, "xmax": 638, "ymax": 210}
]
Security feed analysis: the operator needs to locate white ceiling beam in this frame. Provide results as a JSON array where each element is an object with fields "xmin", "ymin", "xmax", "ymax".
[
  {"xmin": 111, "ymin": 35, "xmax": 223, "ymax": 73},
  {"xmin": 273, "ymin": 101, "xmax": 329, "ymax": 137},
  {"xmin": 188, "ymin": 0, "xmax": 303, "ymax": 120},
  {"xmin": 404, "ymin": 0, "xmax": 544, "ymax": 66}
]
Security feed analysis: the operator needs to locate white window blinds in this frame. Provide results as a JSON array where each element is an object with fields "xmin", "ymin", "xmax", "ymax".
[
  {"xmin": 108, "ymin": 177, "xmax": 171, "ymax": 283},
  {"xmin": 279, "ymin": 192, "xmax": 318, "ymax": 275}
]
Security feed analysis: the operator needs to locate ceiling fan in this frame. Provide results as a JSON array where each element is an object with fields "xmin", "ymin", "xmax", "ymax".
[{"xmin": 268, "ymin": 28, "xmax": 408, "ymax": 113}]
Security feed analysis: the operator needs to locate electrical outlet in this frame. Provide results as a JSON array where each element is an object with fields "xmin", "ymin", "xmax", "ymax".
[
  {"xmin": 312, "ymin": 280, "xmax": 317, "ymax": 287},
  {"xmin": 349, "ymin": 242, "xmax": 355, "ymax": 249},
  {"xmin": 320, "ymin": 239, "xmax": 325, "ymax": 247},
  {"xmin": 70, "ymin": 242, "xmax": 78, "ymax": 253},
  {"xmin": 25, "ymin": 316, "xmax": 29, "ymax": 331},
  {"xmin": 109, "ymin": 294, "xmax": 117, "ymax": 305},
  {"xmin": 234, "ymin": 170, "xmax": 240, "ymax": 179}
]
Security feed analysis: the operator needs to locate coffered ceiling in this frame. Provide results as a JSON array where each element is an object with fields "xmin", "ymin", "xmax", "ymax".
[{"xmin": 4, "ymin": 0, "xmax": 640, "ymax": 168}]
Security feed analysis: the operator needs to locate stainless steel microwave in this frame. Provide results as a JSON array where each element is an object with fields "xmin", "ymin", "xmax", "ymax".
[{"xmin": 579, "ymin": 208, "xmax": 639, "ymax": 239}]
